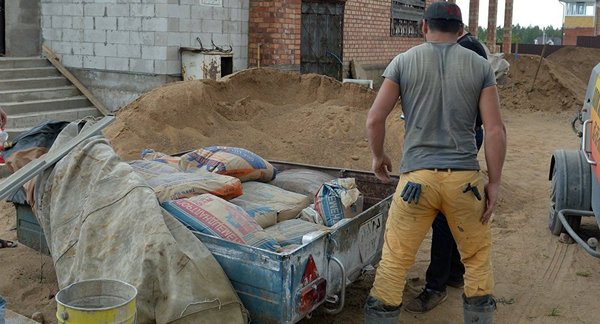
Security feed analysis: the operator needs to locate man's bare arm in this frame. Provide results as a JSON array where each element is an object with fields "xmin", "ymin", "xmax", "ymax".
[
  {"xmin": 366, "ymin": 78, "xmax": 401, "ymax": 182},
  {"xmin": 479, "ymin": 85, "xmax": 507, "ymax": 223}
]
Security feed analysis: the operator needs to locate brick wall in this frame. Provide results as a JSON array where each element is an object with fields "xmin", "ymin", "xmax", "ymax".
[
  {"xmin": 564, "ymin": 27, "xmax": 595, "ymax": 46},
  {"xmin": 41, "ymin": 0, "xmax": 249, "ymax": 75},
  {"xmin": 248, "ymin": 0, "xmax": 301, "ymax": 68},
  {"xmin": 343, "ymin": 0, "xmax": 433, "ymax": 65},
  {"xmin": 248, "ymin": 0, "xmax": 435, "ymax": 70}
]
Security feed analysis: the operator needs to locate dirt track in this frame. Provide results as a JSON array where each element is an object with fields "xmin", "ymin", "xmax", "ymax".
[{"xmin": 2, "ymin": 47, "xmax": 600, "ymax": 323}]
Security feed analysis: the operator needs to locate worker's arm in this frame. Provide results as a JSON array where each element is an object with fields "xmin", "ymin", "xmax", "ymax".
[
  {"xmin": 366, "ymin": 78, "xmax": 400, "ymax": 182},
  {"xmin": 479, "ymin": 85, "xmax": 506, "ymax": 224}
]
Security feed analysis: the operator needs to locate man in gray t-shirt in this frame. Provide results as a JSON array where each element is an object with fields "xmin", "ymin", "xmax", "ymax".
[
  {"xmin": 384, "ymin": 39, "xmax": 495, "ymax": 173},
  {"xmin": 363, "ymin": 2, "xmax": 506, "ymax": 323}
]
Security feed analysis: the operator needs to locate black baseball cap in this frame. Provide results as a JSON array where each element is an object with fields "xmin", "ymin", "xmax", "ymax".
[{"xmin": 424, "ymin": 2, "xmax": 463, "ymax": 22}]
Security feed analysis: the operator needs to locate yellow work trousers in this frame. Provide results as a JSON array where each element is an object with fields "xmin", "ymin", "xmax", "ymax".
[{"xmin": 370, "ymin": 169, "xmax": 493, "ymax": 307}]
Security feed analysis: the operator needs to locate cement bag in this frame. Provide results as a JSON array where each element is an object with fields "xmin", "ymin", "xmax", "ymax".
[
  {"xmin": 269, "ymin": 169, "xmax": 335, "ymax": 203},
  {"xmin": 314, "ymin": 178, "xmax": 364, "ymax": 227},
  {"xmin": 228, "ymin": 201, "xmax": 278, "ymax": 228},
  {"xmin": 264, "ymin": 219, "xmax": 327, "ymax": 246},
  {"xmin": 162, "ymin": 194, "xmax": 281, "ymax": 252},
  {"xmin": 230, "ymin": 181, "xmax": 311, "ymax": 222},
  {"xmin": 128, "ymin": 160, "xmax": 179, "ymax": 180},
  {"xmin": 141, "ymin": 148, "xmax": 180, "ymax": 167},
  {"xmin": 148, "ymin": 172, "xmax": 242, "ymax": 203},
  {"xmin": 298, "ymin": 205, "xmax": 325, "ymax": 225},
  {"xmin": 179, "ymin": 146, "xmax": 277, "ymax": 182}
]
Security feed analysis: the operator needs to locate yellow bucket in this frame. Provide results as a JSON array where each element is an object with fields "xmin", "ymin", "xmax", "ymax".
[{"xmin": 56, "ymin": 279, "xmax": 137, "ymax": 324}]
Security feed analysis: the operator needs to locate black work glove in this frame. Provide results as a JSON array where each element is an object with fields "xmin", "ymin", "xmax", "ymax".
[{"xmin": 400, "ymin": 181, "xmax": 421, "ymax": 204}]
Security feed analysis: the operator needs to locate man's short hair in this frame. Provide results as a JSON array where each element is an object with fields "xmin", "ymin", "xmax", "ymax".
[{"xmin": 426, "ymin": 19, "xmax": 463, "ymax": 34}]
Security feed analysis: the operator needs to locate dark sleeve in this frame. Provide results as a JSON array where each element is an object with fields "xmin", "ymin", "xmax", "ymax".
[{"xmin": 458, "ymin": 36, "xmax": 488, "ymax": 59}]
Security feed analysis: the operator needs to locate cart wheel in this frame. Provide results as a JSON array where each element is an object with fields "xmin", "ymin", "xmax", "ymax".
[{"xmin": 548, "ymin": 150, "xmax": 591, "ymax": 235}]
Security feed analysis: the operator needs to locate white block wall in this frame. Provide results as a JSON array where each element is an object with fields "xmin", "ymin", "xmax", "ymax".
[{"xmin": 41, "ymin": 0, "xmax": 249, "ymax": 75}]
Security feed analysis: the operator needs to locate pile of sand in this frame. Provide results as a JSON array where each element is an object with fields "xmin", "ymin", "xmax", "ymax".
[
  {"xmin": 547, "ymin": 46, "xmax": 600, "ymax": 84},
  {"xmin": 104, "ymin": 68, "xmax": 404, "ymax": 171},
  {"xmin": 498, "ymin": 54, "xmax": 583, "ymax": 114},
  {"xmin": 105, "ymin": 48, "xmax": 600, "ymax": 172}
]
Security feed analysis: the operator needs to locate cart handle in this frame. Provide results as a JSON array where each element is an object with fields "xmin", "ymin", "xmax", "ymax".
[
  {"xmin": 322, "ymin": 256, "xmax": 346, "ymax": 315},
  {"xmin": 581, "ymin": 119, "xmax": 597, "ymax": 165}
]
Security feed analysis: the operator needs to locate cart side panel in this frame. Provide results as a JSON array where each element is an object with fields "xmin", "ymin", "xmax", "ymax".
[
  {"xmin": 193, "ymin": 231, "xmax": 329, "ymax": 324},
  {"xmin": 587, "ymin": 64, "xmax": 600, "ymax": 221},
  {"xmin": 327, "ymin": 196, "xmax": 391, "ymax": 292}
]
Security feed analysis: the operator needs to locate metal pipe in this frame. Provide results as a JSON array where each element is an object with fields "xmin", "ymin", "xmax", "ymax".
[{"xmin": 558, "ymin": 209, "xmax": 600, "ymax": 258}]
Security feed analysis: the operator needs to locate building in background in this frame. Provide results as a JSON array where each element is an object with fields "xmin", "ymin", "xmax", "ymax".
[
  {"xmin": 3, "ymin": 0, "xmax": 250, "ymax": 111},
  {"xmin": 559, "ymin": 0, "xmax": 598, "ymax": 45},
  {"xmin": 3, "ymin": 0, "xmax": 506, "ymax": 111},
  {"xmin": 249, "ymin": 0, "xmax": 434, "ymax": 87}
]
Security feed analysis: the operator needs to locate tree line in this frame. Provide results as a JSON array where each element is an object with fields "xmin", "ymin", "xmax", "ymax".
[{"xmin": 475, "ymin": 25, "xmax": 563, "ymax": 44}]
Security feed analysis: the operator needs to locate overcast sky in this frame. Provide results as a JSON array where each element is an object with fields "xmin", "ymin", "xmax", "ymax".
[{"xmin": 455, "ymin": 0, "xmax": 564, "ymax": 29}]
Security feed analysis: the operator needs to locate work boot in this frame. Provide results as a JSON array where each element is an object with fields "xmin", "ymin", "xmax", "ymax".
[
  {"xmin": 463, "ymin": 294, "xmax": 496, "ymax": 324},
  {"xmin": 404, "ymin": 288, "xmax": 447, "ymax": 313},
  {"xmin": 364, "ymin": 295, "xmax": 401, "ymax": 324}
]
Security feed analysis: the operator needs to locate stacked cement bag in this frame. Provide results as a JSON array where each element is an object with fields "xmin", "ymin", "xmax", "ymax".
[
  {"xmin": 230, "ymin": 181, "xmax": 311, "ymax": 223},
  {"xmin": 269, "ymin": 169, "xmax": 335, "ymax": 203},
  {"xmin": 268, "ymin": 171, "xmax": 365, "ymax": 227},
  {"xmin": 229, "ymin": 204, "xmax": 278, "ymax": 229},
  {"xmin": 148, "ymin": 172, "xmax": 242, "ymax": 203},
  {"xmin": 142, "ymin": 146, "xmax": 286, "ymax": 249},
  {"xmin": 142, "ymin": 149, "xmax": 364, "ymax": 252},
  {"xmin": 179, "ymin": 146, "xmax": 277, "ymax": 182},
  {"xmin": 130, "ymin": 158, "xmax": 243, "ymax": 203},
  {"xmin": 265, "ymin": 219, "xmax": 327, "ymax": 246},
  {"xmin": 162, "ymin": 194, "xmax": 281, "ymax": 252}
]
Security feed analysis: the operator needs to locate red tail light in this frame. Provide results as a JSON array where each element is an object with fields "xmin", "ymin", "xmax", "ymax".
[{"xmin": 298, "ymin": 255, "xmax": 327, "ymax": 314}]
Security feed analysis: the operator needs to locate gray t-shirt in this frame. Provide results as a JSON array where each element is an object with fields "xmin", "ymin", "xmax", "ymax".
[{"xmin": 383, "ymin": 42, "xmax": 496, "ymax": 173}]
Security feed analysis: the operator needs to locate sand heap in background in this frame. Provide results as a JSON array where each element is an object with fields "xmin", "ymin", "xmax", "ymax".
[
  {"xmin": 499, "ymin": 53, "xmax": 583, "ymax": 114},
  {"xmin": 547, "ymin": 46, "xmax": 600, "ymax": 84},
  {"xmin": 104, "ymin": 68, "xmax": 404, "ymax": 171},
  {"xmin": 105, "ymin": 47, "xmax": 600, "ymax": 171}
]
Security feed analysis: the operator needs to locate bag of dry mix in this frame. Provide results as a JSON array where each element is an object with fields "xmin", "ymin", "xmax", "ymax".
[
  {"xmin": 179, "ymin": 146, "xmax": 277, "ymax": 182},
  {"xmin": 148, "ymin": 172, "xmax": 242, "ymax": 202},
  {"xmin": 269, "ymin": 168, "xmax": 335, "ymax": 203},
  {"xmin": 227, "ymin": 202, "xmax": 278, "ymax": 228},
  {"xmin": 314, "ymin": 178, "xmax": 364, "ymax": 226},
  {"xmin": 162, "ymin": 194, "xmax": 280, "ymax": 251},
  {"xmin": 230, "ymin": 181, "xmax": 310, "ymax": 222},
  {"xmin": 264, "ymin": 219, "xmax": 327, "ymax": 246}
]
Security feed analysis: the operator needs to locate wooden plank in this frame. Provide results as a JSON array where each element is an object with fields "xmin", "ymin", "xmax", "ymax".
[{"xmin": 42, "ymin": 45, "xmax": 111, "ymax": 116}]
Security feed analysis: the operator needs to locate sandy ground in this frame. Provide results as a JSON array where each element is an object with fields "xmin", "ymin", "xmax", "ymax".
[
  {"xmin": 2, "ymin": 48, "xmax": 600, "ymax": 323},
  {"xmin": 2, "ymin": 108, "xmax": 597, "ymax": 323}
]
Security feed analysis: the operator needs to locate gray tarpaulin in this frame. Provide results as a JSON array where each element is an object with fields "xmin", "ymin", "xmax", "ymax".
[{"xmin": 32, "ymin": 122, "xmax": 247, "ymax": 323}]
